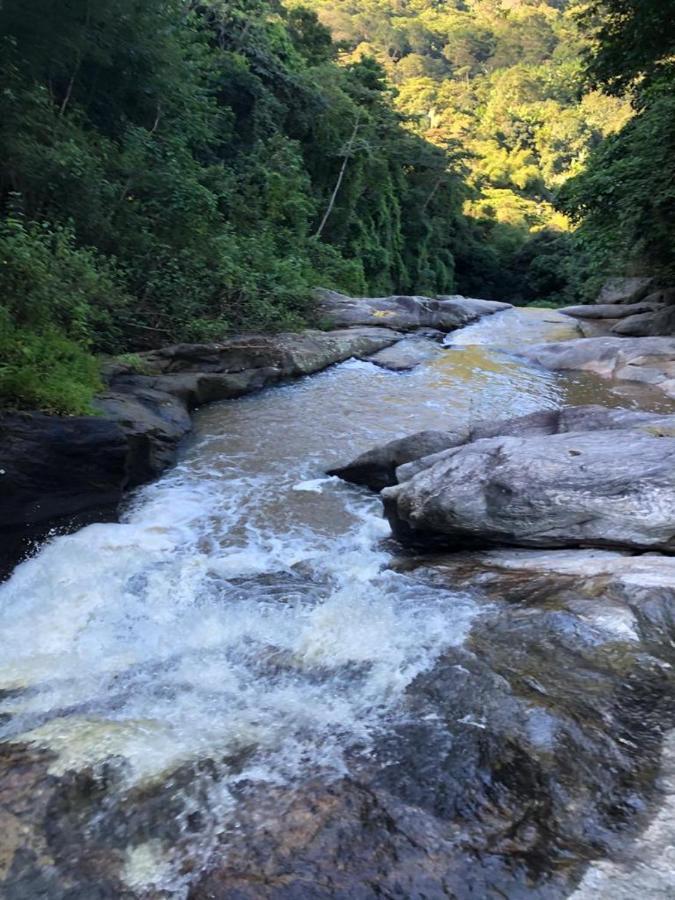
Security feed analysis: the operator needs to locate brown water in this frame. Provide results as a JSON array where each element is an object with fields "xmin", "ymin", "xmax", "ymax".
[{"xmin": 0, "ymin": 308, "xmax": 672, "ymax": 897}]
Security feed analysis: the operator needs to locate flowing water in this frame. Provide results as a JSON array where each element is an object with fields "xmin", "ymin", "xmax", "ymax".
[{"xmin": 0, "ymin": 309, "xmax": 673, "ymax": 897}]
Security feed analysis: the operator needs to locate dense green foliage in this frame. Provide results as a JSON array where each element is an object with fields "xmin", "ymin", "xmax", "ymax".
[
  {"xmin": 2, "ymin": 0, "xmax": 673, "ymax": 413},
  {"xmin": 0, "ymin": 0, "xmax": 476, "ymax": 411},
  {"xmin": 293, "ymin": 0, "xmax": 632, "ymax": 300},
  {"xmin": 558, "ymin": 0, "xmax": 675, "ymax": 286}
]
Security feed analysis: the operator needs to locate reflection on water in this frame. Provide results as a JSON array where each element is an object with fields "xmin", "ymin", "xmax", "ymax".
[{"xmin": 0, "ymin": 306, "xmax": 673, "ymax": 895}]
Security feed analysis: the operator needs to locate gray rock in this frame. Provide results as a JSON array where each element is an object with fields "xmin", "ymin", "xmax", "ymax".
[
  {"xmin": 612, "ymin": 305, "xmax": 675, "ymax": 337},
  {"xmin": 330, "ymin": 405, "xmax": 675, "ymax": 491},
  {"xmin": 328, "ymin": 429, "xmax": 466, "ymax": 491},
  {"xmin": 367, "ymin": 336, "xmax": 445, "ymax": 372},
  {"xmin": 383, "ymin": 428, "xmax": 675, "ymax": 551},
  {"xmin": 561, "ymin": 301, "xmax": 665, "ymax": 319},
  {"xmin": 517, "ymin": 336, "xmax": 675, "ymax": 399},
  {"xmin": 596, "ymin": 276, "xmax": 655, "ymax": 304},
  {"xmin": 315, "ymin": 289, "xmax": 511, "ymax": 332}
]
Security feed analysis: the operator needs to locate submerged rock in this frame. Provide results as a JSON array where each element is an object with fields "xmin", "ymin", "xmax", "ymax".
[
  {"xmin": 383, "ymin": 427, "xmax": 675, "ymax": 552},
  {"xmin": 5, "ymin": 547, "xmax": 673, "ymax": 900},
  {"xmin": 315, "ymin": 288, "xmax": 511, "ymax": 332}
]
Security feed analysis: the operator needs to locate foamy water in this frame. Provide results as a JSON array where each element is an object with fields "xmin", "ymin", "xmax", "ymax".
[{"xmin": 0, "ymin": 308, "xmax": 669, "ymax": 895}]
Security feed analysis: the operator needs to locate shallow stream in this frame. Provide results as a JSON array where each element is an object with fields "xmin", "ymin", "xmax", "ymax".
[{"xmin": 1, "ymin": 309, "xmax": 673, "ymax": 898}]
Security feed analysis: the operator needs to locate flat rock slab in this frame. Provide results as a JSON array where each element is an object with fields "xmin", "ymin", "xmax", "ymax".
[
  {"xmin": 518, "ymin": 336, "xmax": 675, "ymax": 399},
  {"xmin": 383, "ymin": 427, "xmax": 675, "ymax": 552},
  {"xmin": 561, "ymin": 301, "xmax": 665, "ymax": 320},
  {"xmin": 315, "ymin": 288, "xmax": 511, "ymax": 332},
  {"xmin": 366, "ymin": 336, "xmax": 446, "ymax": 371}
]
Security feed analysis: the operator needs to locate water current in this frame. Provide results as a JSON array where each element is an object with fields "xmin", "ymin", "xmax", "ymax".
[{"xmin": 0, "ymin": 309, "xmax": 672, "ymax": 897}]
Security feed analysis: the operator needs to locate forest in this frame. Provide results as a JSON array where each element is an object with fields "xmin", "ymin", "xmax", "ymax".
[{"xmin": 0, "ymin": 0, "xmax": 673, "ymax": 413}]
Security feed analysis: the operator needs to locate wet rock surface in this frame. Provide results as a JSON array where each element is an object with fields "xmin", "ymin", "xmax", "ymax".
[
  {"xmin": 3, "ymin": 550, "xmax": 674, "ymax": 898},
  {"xmin": 383, "ymin": 427, "xmax": 675, "ymax": 552},
  {"xmin": 517, "ymin": 336, "xmax": 675, "ymax": 400},
  {"xmin": 315, "ymin": 288, "xmax": 511, "ymax": 332},
  {"xmin": 0, "ymin": 413, "xmax": 129, "ymax": 580},
  {"xmin": 0, "ymin": 328, "xmax": 401, "ymax": 576},
  {"xmin": 328, "ymin": 429, "xmax": 467, "ymax": 491},
  {"xmin": 366, "ymin": 336, "xmax": 446, "ymax": 371},
  {"xmin": 331, "ymin": 405, "xmax": 675, "ymax": 492}
]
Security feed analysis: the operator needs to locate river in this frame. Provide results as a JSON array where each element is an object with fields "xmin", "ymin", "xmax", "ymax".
[{"xmin": 0, "ymin": 308, "xmax": 673, "ymax": 898}]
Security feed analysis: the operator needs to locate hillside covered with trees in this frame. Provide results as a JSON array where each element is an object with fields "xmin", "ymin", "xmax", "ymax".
[
  {"xmin": 0, "ymin": 0, "xmax": 673, "ymax": 413},
  {"xmin": 296, "ymin": 0, "xmax": 635, "ymax": 300}
]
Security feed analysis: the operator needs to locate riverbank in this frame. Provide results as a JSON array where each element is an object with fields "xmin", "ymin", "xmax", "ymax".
[
  {"xmin": 1, "ymin": 301, "xmax": 675, "ymax": 898},
  {"xmin": 0, "ymin": 292, "xmax": 511, "ymax": 579}
]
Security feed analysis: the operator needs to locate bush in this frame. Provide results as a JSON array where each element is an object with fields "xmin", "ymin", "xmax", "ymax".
[{"xmin": 0, "ymin": 311, "xmax": 101, "ymax": 414}]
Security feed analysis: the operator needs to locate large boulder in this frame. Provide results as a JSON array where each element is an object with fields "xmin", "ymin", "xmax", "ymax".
[
  {"xmin": 328, "ymin": 429, "xmax": 467, "ymax": 491},
  {"xmin": 611, "ymin": 304, "xmax": 675, "ymax": 337},
  {"xmin": 596, "ymin": 276, "xmax": 655, "ymax": 305},
  {"xmin": 517, "ymin": 336, "xmax": 675, "ymax": 399},
  {"xmin": 315, "ymin": 289, "xmax": 511, "ymax": 333},
  {"xmin": 382, "ymin": 427, "xmax": 675, "ymax": 552},
  {"xmin": 0, "ymin": 413, "xmax": 129, "ymax": 578},
  {"xmin": 331, "ymin": 405, "xmax": 675, "ymax": 491}
]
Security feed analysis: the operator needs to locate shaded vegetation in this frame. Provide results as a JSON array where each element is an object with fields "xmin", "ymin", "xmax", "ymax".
[
  {"xmin": 1, "ymin": 0, "xmax": 673, "ymax": 412},
  {"xmin": 0, "ymin": 0, "xmax": 477, "ymax": 411}
]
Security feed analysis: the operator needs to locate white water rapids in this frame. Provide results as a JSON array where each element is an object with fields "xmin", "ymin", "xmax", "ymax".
[{"xmin": 0, "ymin": 309, "xmax": 672, "ymax": 895}]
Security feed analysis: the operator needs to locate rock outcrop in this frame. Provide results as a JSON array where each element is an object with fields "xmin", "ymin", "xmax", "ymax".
[
  {"xmin": 517, "ymin": 336, "xmax": 675, "ymax": 399},
  {"xmin": 315, "ymin": 288, "xmax": 511, "ymax": 332},
  {"xmin": 330, "ymin": 405, "xmax": 675, "ymax": 491},
  {"xmin": 0, "ymin": 413, "xmax": 129, "ymax": 577},
  {"xmin": 560, "ymin": 289, "xmax": 675, "ymax": 337},
  {"xmin": 0, "ymin": 327, "xmax": 401, "ymax": 577},
  {"xmin": 382, "ymin": 424, "xmax": 675, "ymax": 552},
  {"xmin": 328, "ymin": 429, "xmax": 467, "ymax": 491},
  {"xmin": 611, "ymin": 304, "xmax": 675, "ymax": 337},
  {"xmin": 560, "ymin": 300, "xmax": 666, "ymax": 320},
  {"xmin": 596, "ymin": 276, "xmax": 656, "ymax": 305}
]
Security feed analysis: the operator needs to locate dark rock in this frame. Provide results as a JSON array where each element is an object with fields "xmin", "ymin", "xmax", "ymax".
[
  {"xmin": 94, "ymin": 385, "xmax": 192, "ymax": 485},
  {"xmin": 0, "ymin": 413, "xmax": 128, "ymax": 578}
]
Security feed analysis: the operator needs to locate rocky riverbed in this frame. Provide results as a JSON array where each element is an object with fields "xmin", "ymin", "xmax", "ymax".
[{"xmin": 1, "ymin": 294, "xmax": 675, "ymax": 899}]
